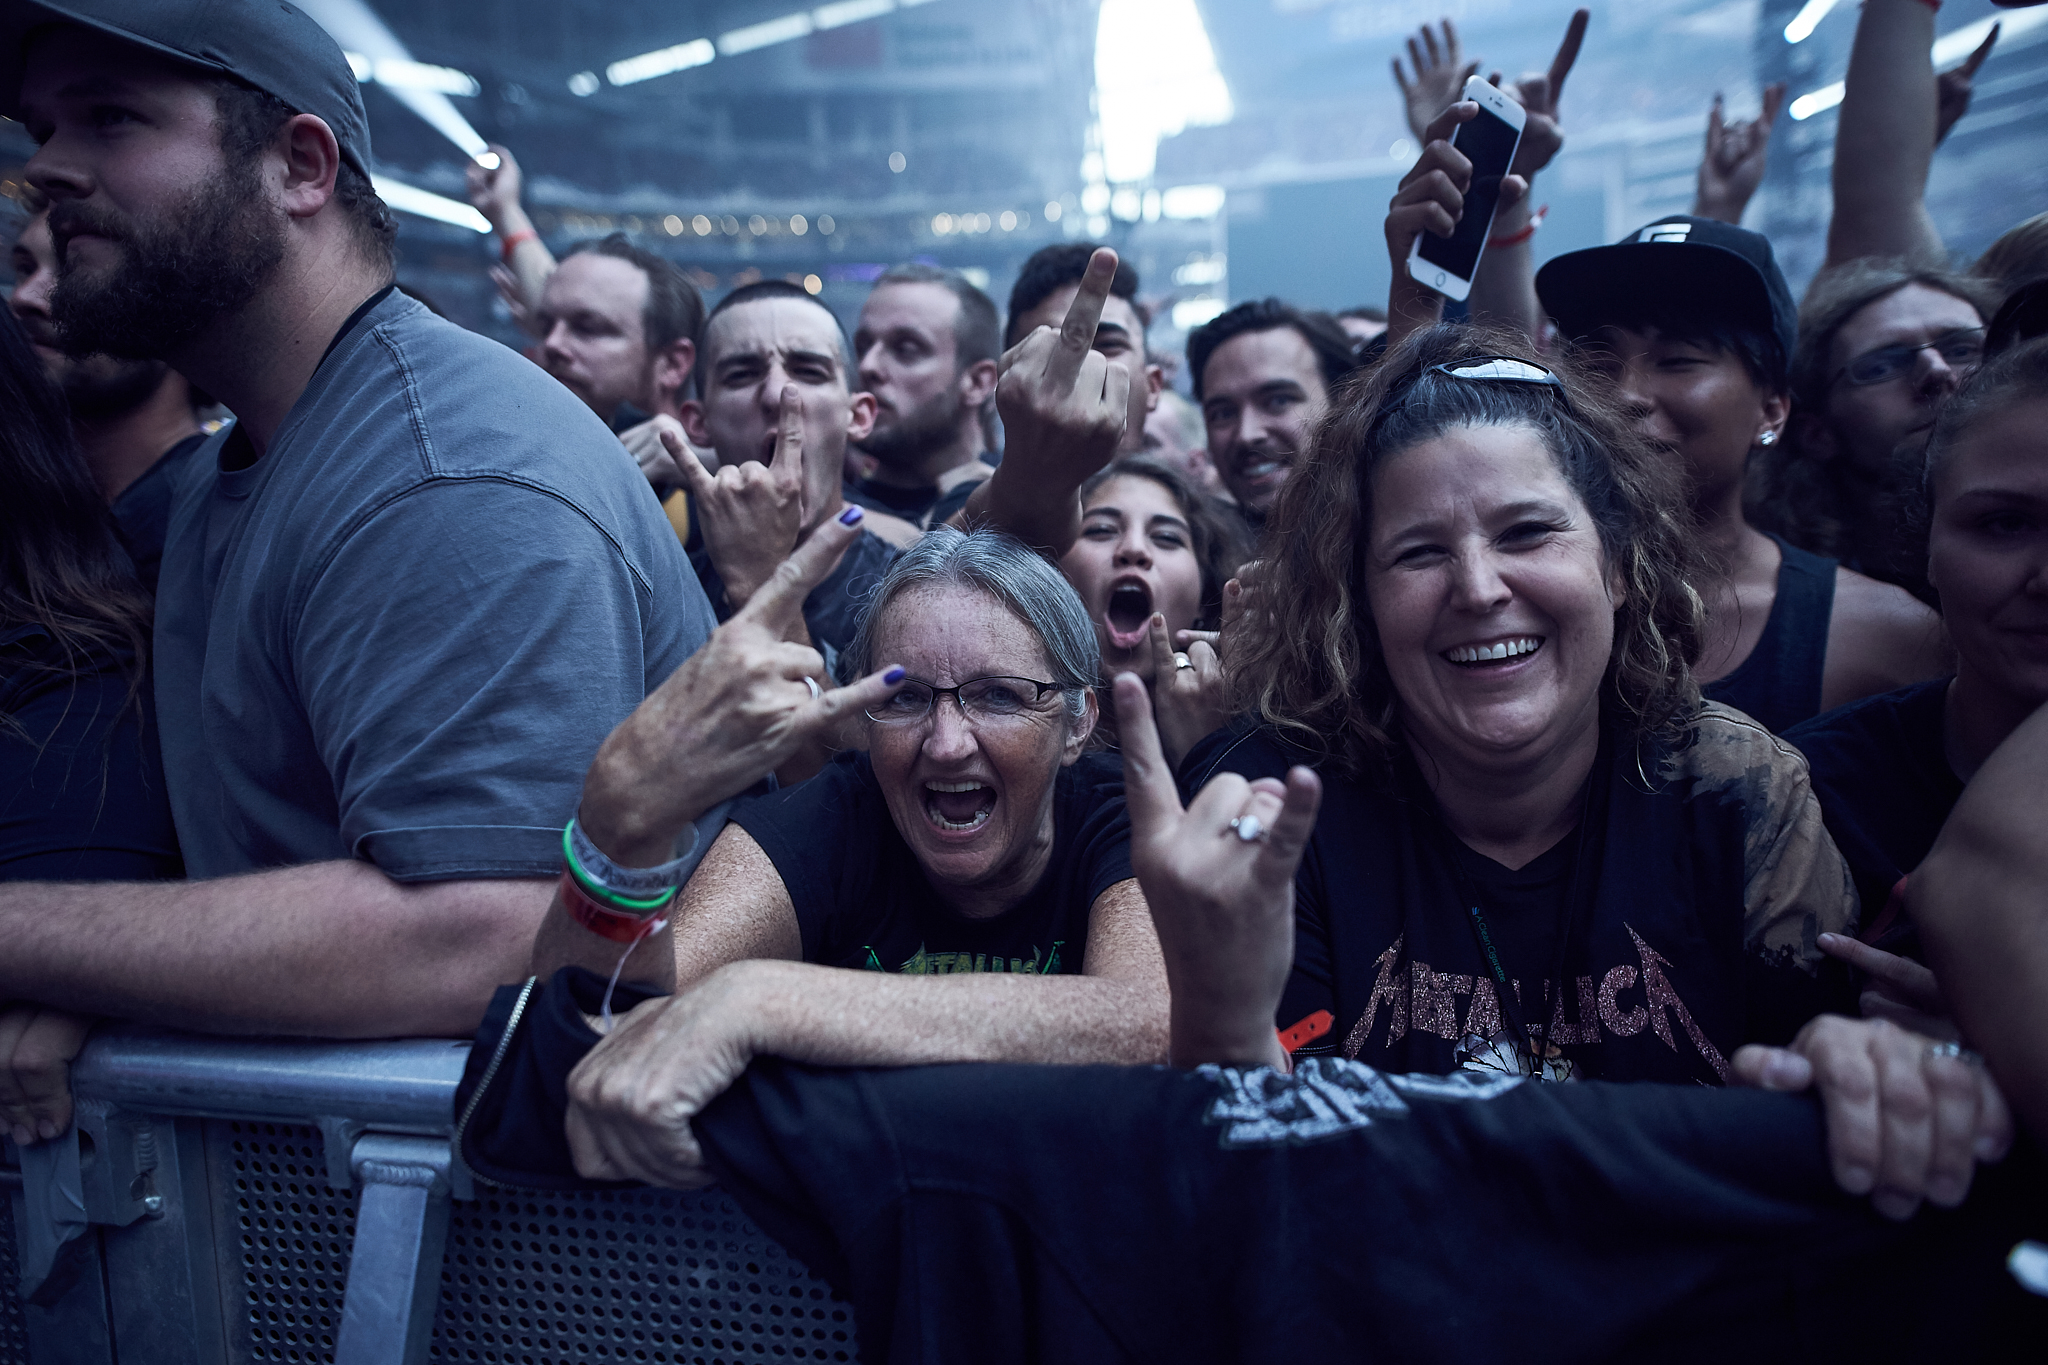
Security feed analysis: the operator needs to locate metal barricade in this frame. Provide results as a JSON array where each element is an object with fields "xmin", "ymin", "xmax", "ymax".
[{"xmin": 1, "ymin": 1029, "xmax": 859, "ymax": 1365}]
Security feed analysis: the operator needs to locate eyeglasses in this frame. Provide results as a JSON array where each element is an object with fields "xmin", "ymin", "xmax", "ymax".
[
  {"xmin": 1828, "ymin": 328, "xmax": 1985, "ymax": 389},
  {"xmin": 865, "ymin": 675, "xmax": 1064, "ymax": 725}
]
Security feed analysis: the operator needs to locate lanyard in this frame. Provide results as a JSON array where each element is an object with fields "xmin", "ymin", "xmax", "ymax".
[{"xmin": 1440, "ymin": 782, "xmax": 1592, "ymax": 1078}]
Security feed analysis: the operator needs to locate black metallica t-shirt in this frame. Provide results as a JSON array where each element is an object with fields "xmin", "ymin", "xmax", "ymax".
[
  {"xmin": 1784, "ymin": 679, "xmax": 1960, "ymax": 948},
  {"xmin": 1182, "ymin": 705, "xmax": 1860, "ymax": 1085},
  {"xmin": 729, "ymin": 749, "xmax": 1133, "ymax": 976}
]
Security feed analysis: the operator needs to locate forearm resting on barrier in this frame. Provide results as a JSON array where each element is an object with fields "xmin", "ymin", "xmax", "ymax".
[
  {"xmin": 0, "ymin": 860, "xmax": 550, "ymax": 1038},
  {"xmin": 563, "ymin": 887, "xmax": 1168, "ymax": 1187}
]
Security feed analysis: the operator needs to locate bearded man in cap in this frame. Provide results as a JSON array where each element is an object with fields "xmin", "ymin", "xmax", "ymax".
[{"xmin": 0, "ymin": 0, "xmax": 716, "ymax": 1144}]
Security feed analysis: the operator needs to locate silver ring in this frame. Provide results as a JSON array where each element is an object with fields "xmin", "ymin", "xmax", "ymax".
[
  {"xmin": 1173, "ymin": 652, "xmax": 1194, "ymax": 672},
  {"xmin": 1228, "ymin": 814, "xmax": 1265, "ymax": 843},
  {"xmin": 803, "ymin": 676, "xmax": 822, "ymax": 700},
  {"xmin": 1927, "ymin": 1040, "xmax": 1980, "ymax": 1064}
]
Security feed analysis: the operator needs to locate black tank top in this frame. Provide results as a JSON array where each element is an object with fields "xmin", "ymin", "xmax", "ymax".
[{"xmin": 1702, "ymin": 534, "xmax": 1837, "ymax": 732}]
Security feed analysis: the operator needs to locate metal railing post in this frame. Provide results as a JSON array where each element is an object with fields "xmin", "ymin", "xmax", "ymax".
[
  {"xmin": 98, "ymin": 1117, "xmax": 227, "ymax": 1365},
  {"xmin": 332, "ymin": 1134, "xmax": 452, "ymax": 1365}
]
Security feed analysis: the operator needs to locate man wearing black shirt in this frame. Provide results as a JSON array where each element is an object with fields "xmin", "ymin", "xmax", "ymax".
[
  {"xmin": 10, "ymin": 196, "xmax": 205, "ymax": 593},
  {"xmin": 848, "ymin": 263, "xmax": 999, "ymax": 527},
  {"xmin": 676, "ymin": 279, "xmax": 899, "ymax": 661}
]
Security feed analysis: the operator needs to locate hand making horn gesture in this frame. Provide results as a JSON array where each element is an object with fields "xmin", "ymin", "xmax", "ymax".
[
  {"xmin": 576, "ymin": 508, "xmax": 906, "ymax": 871},
  {"xmin": 670, "ymin": 383, "xmax": 808, "ymax": 612},
  {"xmin": 1114, "ymin": 672, "xmax": 1321, "ymax": 1070}
]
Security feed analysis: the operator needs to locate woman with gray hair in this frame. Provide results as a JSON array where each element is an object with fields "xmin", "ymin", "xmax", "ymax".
[{"xmin": 524, "ymin": 523, "xmax": 1167, "ymax": 1189}]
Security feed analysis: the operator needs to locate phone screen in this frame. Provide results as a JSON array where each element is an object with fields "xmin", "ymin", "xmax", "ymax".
[{"xmin": 1416, "ymin": 102, "xmax": 1520, "ymax": 282}]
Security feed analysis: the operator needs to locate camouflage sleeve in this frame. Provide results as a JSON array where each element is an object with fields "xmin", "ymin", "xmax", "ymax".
[{"xmin": 1675, "ymin": 704, "xmax": 1862, "ymax": 976}]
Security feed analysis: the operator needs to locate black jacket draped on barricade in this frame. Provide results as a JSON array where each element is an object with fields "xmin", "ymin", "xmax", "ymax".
[{"xmin": 455, "ymin": 968, "xmax": 2046, "ymax": 1364}]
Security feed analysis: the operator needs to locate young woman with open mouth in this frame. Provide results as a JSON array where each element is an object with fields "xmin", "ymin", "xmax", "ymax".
[{"xmin": 1058, "ymin": 454, "xmax": 1249, "ymax": 766}]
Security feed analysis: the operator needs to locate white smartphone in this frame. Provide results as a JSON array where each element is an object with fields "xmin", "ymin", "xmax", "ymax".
[{"xmin": 1406, "ymin": 75, "xmax": 1527, "ymax": 303}]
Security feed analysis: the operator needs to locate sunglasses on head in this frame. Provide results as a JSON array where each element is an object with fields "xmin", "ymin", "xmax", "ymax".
[
  {"xmin": 1353, "ymin": 355, "xmax": 1576, "ymax": 589},
  {"xmin": 1367, "ymin": 355, "xmax": 1572, "ymax": 444}
]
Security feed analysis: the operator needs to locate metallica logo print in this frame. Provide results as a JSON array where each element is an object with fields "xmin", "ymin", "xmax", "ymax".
[
  {"xmin": 1185, "ymin": 704, "xmax": 1861, "ymax": 1087},
  {"xmin": 863, "ymin": 942, "xmax": 1067, "ymax": 975}
]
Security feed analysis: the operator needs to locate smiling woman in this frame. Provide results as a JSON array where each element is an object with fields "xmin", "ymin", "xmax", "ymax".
[{"xmin": 1190, "ymin": 324, "xmax": 1862, "ymax": 1085}]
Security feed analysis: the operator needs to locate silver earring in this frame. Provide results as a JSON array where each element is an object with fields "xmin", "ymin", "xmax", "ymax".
[{"xmin": 1758, "ymin": 430, "xmax": 1778, "ymax": 446}]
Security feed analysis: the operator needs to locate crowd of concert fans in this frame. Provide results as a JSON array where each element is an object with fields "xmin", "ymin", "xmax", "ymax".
[{"xmin": 4, "ymin": 0, "xmax": 2048, "ymax": 1353}]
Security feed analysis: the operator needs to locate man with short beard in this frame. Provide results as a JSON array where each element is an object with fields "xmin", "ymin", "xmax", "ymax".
[
  {"xmin": 847, "ymin": 263, "xmax": 1000, "ymax": 528},
  {"xmin": 677, "ymin": 278, "xmax": 889, "ymax": 661},
  {"xmin": 530, "ymin": 234, "xmax": 701, "ymax": 434},
  {"xmin": 465, "ymin": 153, "xmax": 709, "ymax": 512},
  {"xmin": 0, "ymin": 0, "xmax": 716, "ymax": 1145},
  {"xmin": 10, "ymin": 195, "xmax": 206, "ymax": 592},
  {"xmin": 1186, "ymin": 299, "xmax": 1361, "ymax": 527}
]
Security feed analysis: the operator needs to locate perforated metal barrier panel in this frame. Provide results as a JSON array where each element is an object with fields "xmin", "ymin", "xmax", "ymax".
[
  {"xmin": 435, "ymin": 1184, "xmax": 857, "ymax": 1363},
  {"xmin": 4, "ymin": 1025, "xmax": 869, "ymax": 1365},
  {"xmin": 217, "ymin": 1122, "xmax": 358, "ymax": 1364},
  {"xmin": 6, "ymin": 1119, "xmax": 859, "ymax": 1365},
  {"xmin": 0, "ymin": 1186, "xmax": 28, "ymax": 1365}
]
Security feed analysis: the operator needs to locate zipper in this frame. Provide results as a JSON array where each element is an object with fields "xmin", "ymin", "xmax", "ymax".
[{"xmin": 450, "ymin": 975, "xmax": 538, "ymax": 1191}]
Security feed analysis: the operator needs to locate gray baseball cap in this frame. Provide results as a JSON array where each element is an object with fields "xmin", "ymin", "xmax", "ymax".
[{"xmin": 1, "ymin": 0, "xmax": 372, "ymax": 180}]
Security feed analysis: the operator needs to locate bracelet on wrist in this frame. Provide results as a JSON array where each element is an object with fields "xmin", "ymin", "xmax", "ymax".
[
  {"xmin": 1488, "ymin": 204, "xmax": 1549, "ymax": 251},
  {"xmin": 499, "ymin": 227, "xmax": 539, "ymax": 264},
  {"xmin": 559, "ymin": 869, "xmax": 672, "ymax": 945},
  {"xmin": 563, "ymin": 817, "xmax": 698, "ymax": 914}
]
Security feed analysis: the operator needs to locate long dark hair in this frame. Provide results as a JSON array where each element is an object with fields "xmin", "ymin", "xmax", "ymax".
[
  {"xmin": 0, "ymin": 306, "xmax": 153, "ymax": 714},
  {"xmin": 1228, "ymin": 323, "xmax": 1706, "ymax": 778},
  {"xmin": 1749, "ymin": 259, "xmax": 1996, "ymax": 556}
]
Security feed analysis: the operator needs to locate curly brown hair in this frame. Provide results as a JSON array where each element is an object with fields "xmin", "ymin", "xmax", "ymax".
[{"xmin": 1226, "ymin": 323, "xmax": 1707, "ymax": 778}]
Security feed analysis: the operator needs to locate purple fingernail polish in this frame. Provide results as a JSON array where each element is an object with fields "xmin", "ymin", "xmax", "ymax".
[
  {"xmin": 883, "ymin": 666, "xmax": 905, "ymax": 684},
  {"xmin": 839, "ymin": 506, "xmax": 864, "ymax": 526}
]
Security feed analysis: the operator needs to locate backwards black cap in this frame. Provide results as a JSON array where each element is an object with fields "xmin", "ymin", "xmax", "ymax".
[
  {"xmin": 1536, "ymin": 215, "xmax": 1798, "ymax": 369},
  {"xmin": 1988, "ymin": 277, "xmax": 2048, "ymax": 357},
  {"xmin": 0, "ymin": 0, "xmax": 372, "ymax": 181}
]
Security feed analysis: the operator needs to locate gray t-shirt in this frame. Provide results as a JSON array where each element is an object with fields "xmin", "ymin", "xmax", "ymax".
[{"xmin": 155, "ymin": 290, "xmax": 716, "ymax": 881}]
